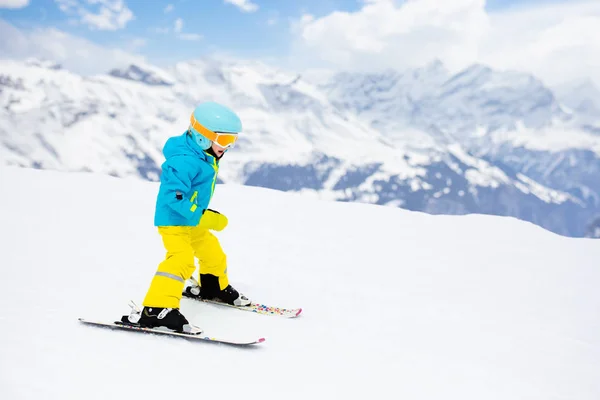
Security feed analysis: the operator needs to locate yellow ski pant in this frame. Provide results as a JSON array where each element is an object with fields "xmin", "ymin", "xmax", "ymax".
[{"xmin": 143, "ymin": 226, "xmax": 229, "ymax": 309}]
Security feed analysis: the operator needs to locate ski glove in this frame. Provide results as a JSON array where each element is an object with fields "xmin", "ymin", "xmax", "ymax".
[{"xmin": 198, "ymin": 209, "xmax": 228, "ymax": 231}]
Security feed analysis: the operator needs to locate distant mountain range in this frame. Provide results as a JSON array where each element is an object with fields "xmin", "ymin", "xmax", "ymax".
[{"xmin": 1, "ymin": 57, "xmax": 599, "ymax": 237}]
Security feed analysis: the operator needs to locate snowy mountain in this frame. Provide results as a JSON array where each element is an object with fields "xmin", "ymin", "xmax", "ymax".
[
  {"xmin": 108, "ymin": 63, "xmax": 175, "ymax": 86},
  {"xmin": 587, "ymin": 216, "xmax": 600, "ymax": 238},
  {"xmin": 555, "ymin": 78, "xmax": 600, "ymax": 129},
  {"xmin": 321, "ymin": 62, "xmax": 568, "ymax": 140},
  {"xmin": 316, "ymin": 63, "xmax": 600, "ymax": 236},
  {"xmin": 1, "ymin": 57, "xmax": 599, "ymax": 237},
  {"xmin": 1, "ymin": 166, "xmax": 599, "ymax": 400}
]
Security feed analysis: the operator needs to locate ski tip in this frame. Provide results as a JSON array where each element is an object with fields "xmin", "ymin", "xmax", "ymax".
[
  {"xmin": 258, "ymin": 337, "xmax": 266, "ymax": 343},
  {"xmin": 295, "ymin": 308, "xmax": 303, "ymax": 317}
]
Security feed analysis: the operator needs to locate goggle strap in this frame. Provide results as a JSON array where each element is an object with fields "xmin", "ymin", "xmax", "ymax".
[{"xmin": 190, "ymin": 114, "xmax": 238, "ymax": 148}]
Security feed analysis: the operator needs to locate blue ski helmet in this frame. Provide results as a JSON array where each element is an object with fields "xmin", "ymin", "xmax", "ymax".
[{"xmin": 188, "ymin": 102, "xmax": 242, "ymax": 150}]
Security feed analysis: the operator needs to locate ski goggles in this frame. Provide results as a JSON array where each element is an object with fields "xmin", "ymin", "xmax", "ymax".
[{"xmin": 190, "ymin": 114, "xmax": 239, "ymax": 149}]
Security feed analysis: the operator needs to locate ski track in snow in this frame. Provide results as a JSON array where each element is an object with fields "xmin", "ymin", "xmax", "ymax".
[{"xmin": 0, "ymin": 166, "xmax": 599, "ymax": 400}]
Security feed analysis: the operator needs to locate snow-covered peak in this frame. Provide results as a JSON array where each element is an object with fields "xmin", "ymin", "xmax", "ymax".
[
  {"xmin": 412, "ymin": 58, "xmax": 449, "ymax": 81},
  {"xmin": 323, "ymin": 62, "xmax": 567, "ymax": 140},
  {"xmin": 109, "ymin": 63, "xmax": 175, "ymax": 86},
  {"xmin": 24, "ymin": 57, "xmax": 62, "ymax": 70},
  {"xmin": 443, "ymin": 63, "xmax": 493, "ymax": 87},
  {"xmin": 324, "ymin": 60, "xmax": 450, "ymax": 101},
  {"xmin": 319, "ymin": 63, "xmax": 451, "ymax": 140},
  {"xmin": 555, "ymin": 78, "xmax": 600, "ymax": 127},
  {"xmin": 168, "ymin": 57, "xmax": 341, "ymax": 123},
  {"xmin": 171, "ymin": 57, "xmax": 298, "ymax": 87},
  {"xmin": 586, "ymin": 216, "xmax": 600, "ymax": 238},
  {"xmin": 436, "ymin": 64, "xmax": 567, "ymax": 134}
]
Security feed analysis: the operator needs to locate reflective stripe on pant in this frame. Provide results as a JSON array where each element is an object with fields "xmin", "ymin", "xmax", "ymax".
[{"xmin": 143, "ymin": 226, "xmax": 229, "ymax": 308}]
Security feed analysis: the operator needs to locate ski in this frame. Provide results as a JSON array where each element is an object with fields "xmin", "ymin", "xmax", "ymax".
[
  {"xmin": 183, "ymin": 277, "xmax": 302, "ymax": 318},
  {"xmin": 78, "ymin": 318, "xmax": 265, "ymax": 346},
  {"xmin": 182, "ymin": 292, "xmax": 302, "ymax": 318}
]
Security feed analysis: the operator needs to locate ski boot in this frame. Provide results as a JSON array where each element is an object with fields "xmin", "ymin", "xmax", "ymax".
[
  {"xmin": 121, "ymin": 301, "xmax": 202, "ymax": 334},
  {"xmin": 184, "ymin": 274, "xmax": 251, "ymax": 306}
]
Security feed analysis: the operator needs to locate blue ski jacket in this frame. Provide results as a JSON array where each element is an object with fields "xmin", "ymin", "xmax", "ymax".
[{"xmin": 154, "ymin": 132, "xmax": 219, "ymax": 227}]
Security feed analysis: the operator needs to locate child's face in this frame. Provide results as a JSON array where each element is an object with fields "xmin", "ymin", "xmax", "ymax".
[{"xmin": 211, "ymin": 142, "xmax": 227, "ymax": 158}]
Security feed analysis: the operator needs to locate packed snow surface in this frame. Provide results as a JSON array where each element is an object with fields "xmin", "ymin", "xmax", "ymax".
[{"xmin": 0, "ymin": 166, "xmax": 599, "ymax": 399}]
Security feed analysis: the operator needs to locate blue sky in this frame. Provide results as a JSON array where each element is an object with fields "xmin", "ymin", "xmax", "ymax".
[
  {"xmin": 1, "ymin": 0, "xmax": 327, "ymax": 60},
  {"xmin": 0, "ymin": 0, "xmax": 598, "ymax": 87},
  {"xmin": 0, "ymin": 0, "xmax": 571, "ymax": 62}
]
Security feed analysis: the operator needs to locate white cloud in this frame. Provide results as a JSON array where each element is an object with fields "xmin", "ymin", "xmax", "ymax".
[
  {"xmin": 172, "ymin": 18, "xmax": 202, "ymax": 41},
  {"xmin": 129, "ymin": 37, "xmax": 146, "ymax": 48},
  {"xmin": 0, "ymin": 0, "xmax": 29, "ymax": 8},
  {"xmin": 483, "ymin": 2, "xmax": 600, "ymax": 87},
  {"xmin": 174, "ymin": 17, "xmax": 183, "ymax": 33},
  {"xmin": 178, "ymin": 33, "xmax": 202, "ymax": 41},
  {"xmin": 164, "ymin": 4, "xmax": 173, "ymax": 13},
  {"xmin": 224, "ymin": 0, "xmax": 258, "ymax": 13},
  {"xmin": 267, "ymin": 10, "xmax": 279, "ymax": 26},
  {"xmin": 292, "ymin": 0, "xmax": 600, "ymax": 87},
  {"xmin": 0, "ymin": 18, "xmax": 144, "ymax": 74},
  {"xmin": 55, "ymin": 0, "xmax": 134, "ymax": 31},
  {"xmin": 152, "ymin": 26, "xmax": 169, "ymax": 34}
]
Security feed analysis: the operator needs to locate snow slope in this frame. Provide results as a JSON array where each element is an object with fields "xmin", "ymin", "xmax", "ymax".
[{"xmin": 1, "ymin": 167, "xmax": 599, "ymax": 400}]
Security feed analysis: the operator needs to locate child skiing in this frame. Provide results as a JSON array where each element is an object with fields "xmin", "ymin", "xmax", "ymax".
[{"xmin": 135, "ymin": 102, "xmax": 250, "ymax": 333}]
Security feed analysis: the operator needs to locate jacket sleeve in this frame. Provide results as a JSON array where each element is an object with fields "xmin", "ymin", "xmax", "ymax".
[{"xmin": 161, "ymin": 156, "xmax": 204, "ymax": 221}]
